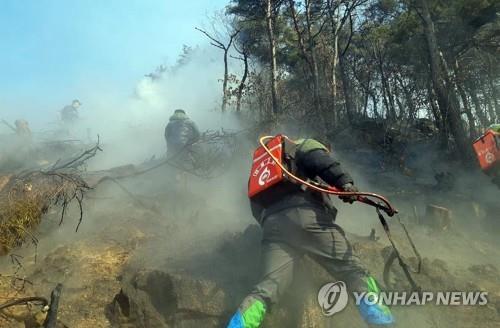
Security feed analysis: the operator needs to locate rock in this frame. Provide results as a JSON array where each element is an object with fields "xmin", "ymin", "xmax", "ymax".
[
  {"xmin": 109, "ymin": 270, "xmax": 228, "ymax": 328},
  {"xmin": 424, "ymin": 204, "xmax": 452, "ymax": 231}
]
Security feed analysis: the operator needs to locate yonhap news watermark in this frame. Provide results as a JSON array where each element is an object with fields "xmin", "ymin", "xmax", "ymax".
[
  {"xmin": 353, "ymin": 290, "xmax": 489, "ymax": 306},
  {"xmin": 317, "ymin": 281, "xmax": 489, "ymax": 316}
]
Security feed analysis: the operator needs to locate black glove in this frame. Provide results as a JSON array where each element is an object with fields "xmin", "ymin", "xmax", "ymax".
[{"xmin": 339, "ymin": 183, "xmax": 359, "ymax": 204}]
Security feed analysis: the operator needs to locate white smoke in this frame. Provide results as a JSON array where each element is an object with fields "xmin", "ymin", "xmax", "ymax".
[{"xmin": 73, "ymin": 44, "xmax": 243, "ymax": 170}]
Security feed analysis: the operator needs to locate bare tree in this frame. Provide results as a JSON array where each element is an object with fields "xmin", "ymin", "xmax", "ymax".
[
  {"xmin": 232, "ymin": 42, "xmax": 250, "ymax": 113},
  {"xmin": 196, "ymin": 27, "xmax": 240, "ymax": 112}
]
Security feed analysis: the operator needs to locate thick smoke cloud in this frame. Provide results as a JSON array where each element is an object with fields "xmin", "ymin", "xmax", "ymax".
[{"xmin": 65, "ymin": 45, "xmax": 244, "ymax": 170}]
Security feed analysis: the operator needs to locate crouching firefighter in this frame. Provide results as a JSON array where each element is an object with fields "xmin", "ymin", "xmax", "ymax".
[{"xmin": 227, "ymin": 135, "xmax": 395, "ymax": 328}]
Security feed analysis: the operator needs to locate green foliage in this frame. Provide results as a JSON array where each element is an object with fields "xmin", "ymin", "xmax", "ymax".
[{"xmin": 223, "ymin": 0, "xmax": 499, "ymax": 154}]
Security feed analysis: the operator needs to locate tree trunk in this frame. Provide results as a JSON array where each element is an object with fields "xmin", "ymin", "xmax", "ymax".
[
  {"xmin": 483, "ymin": 82, "xmax": 497, "ymax": 123},
  {"xmin": 339, "ymin": 54, "xmax": 354, "ymax": 123},
  {"xmin": 394, "ymin": 90, "xmax": 405, "ymax": 123},
  {"xmin": 371, "ymin": 92, "xmax": 379, "ymax": 118},
  {"xmin": 222, "ymin": 48, "xmax": 230, "ymax": 112},
  {"xmin": 195, "ymin": 27, "xmax": 236, "ymax": 113},
  {"xmin": 332, "ymin": 29, "xmax": 339, "ymax": 122},
  {"xmin": 467, "ymin": 83, "xmax": 488, "ymax": 128},
  {"xmin": 457, "ymin": 83, "xmax": 477, "ymax": 139},
  {"xmin": 488, "ymin": 72, "xmax": 500, "ymax": 120},
  {"xmin": 288, "ymin": 0, "xmax": 319, "ymax": 118},
  {"xmin": 236, "ymin": 52, "xmax": 249, "ymax": 113},
  {"xmin": 376, "ymin": 52, "xmax": 396, "ymax": 121},
  {"xmin": 331, "ymin": 3, "xmax": 342, "ymax": 125},
  {"xmin": 417, "ymin": 0, "xmax": 472, "ymax": 162},
  {"xmin": 305, "ymin": 0, "xmax": 321, "ymax": 116},
  {"xmin": 454, "ymin": 65, "xmax": 477, "ymax": 139},
  {"xmin": 427, "ymin": 82, "xmax": 448, "ymax": 146},
  {"xmin": 266, "ymin": 0, "xmax": 279, "ymax": 116},
  {"xmin": 363, "ymin": 79, "xmax": 371, "ymax": 117},
  {"xmin": 395, "ymin": 74, "xmax": 417, "ymax": 123}
]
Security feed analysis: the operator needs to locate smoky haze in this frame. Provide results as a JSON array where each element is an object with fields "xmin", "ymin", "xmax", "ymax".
[
  {"xmin": 1, "ymin": 19, "xmax": 499, "ymax": 328},
  {"xmin": 3, "ymin": 42, "xmax": 256, "ymax": 270},
  {"xmin": 55, "ymin": 45, "xmax": 243, "ymax": 170}
]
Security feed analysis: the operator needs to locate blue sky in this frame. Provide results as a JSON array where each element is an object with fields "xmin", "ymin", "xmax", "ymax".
[{"xmin": 0, "ymin": 0, "xmax": 228, "ymax": 125}]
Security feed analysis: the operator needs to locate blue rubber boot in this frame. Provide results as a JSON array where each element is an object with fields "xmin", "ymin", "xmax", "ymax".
[
  {"xmin": 227, "ymin": 311, "xmax": 245, "ymax": 328},
  {"xmin": 357, "ymin": 276, "xmax": 395, "ymax": 326},
  {"xmin": 227, "ymin": 296, "xmax": 266, "ymax": 328},
  {"xmin": 358, "ymin": 300, "xmax": 394, "ymax": 325}
]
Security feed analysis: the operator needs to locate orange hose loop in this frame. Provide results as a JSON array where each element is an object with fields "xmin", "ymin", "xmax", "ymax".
[{"xmin": 259, "ymin": 135, "xmax": 398, "ymax": 215}]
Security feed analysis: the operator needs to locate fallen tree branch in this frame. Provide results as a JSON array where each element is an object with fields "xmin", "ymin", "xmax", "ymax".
[
  {"xmin": 0, "ymin": 141, "xmax": 100, "ymax": 255},
  {"xmin": 50, "ymin": 136, "xmax": 102, "ymax": 171}
]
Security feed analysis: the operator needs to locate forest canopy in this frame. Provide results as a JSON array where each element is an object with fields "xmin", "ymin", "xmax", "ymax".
[{"xmin": 205, "ymin": 0, "xmax": 499, "ymax": 162}]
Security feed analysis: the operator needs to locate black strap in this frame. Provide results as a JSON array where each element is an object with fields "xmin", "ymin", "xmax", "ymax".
[{"xmin": 377, "ymin": 208, "xmax": 421, "ymax": 292}]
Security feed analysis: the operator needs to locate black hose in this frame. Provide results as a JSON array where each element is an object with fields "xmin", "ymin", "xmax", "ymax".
[
  {"xmin": 376, "ymin": 208, "xmax": 421, "ymax": 292},
  {"xmin": 44, "ymin": 283, "xmax": 63, "ymax": 328}
]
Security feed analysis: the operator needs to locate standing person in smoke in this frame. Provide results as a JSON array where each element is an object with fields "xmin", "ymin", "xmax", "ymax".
[
  {"xmin": 14, "ymin": 119, "xmax": 32, "ymax": 140},
  {"xmin": 227, "ymin": 136, "xmax": 394, "ymax": 328},
  {"xmin": 164, "ymin": 109, "xmax": 200, "ymax": 160},
  {"xmin": 1, "ymin": 119, "xmax": 32, "ymax": 142},
  {"xmin": 61, "ymin": 99, "xmax": 82, "ymax": 124},
  {"xmin": 14, "ymin": 119, "xmax": 33, "ymax": 152},
  {"xmin": 164, "ymin": 109, "xmax": 201, "ymax": 188},
  {"xmin": 60, "ymin": 99, "xmax": 82, "ymax": 137}
]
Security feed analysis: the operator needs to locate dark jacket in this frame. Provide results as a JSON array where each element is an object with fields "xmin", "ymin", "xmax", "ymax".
[
  {"xmin": 61, "ymin": 105, "xmax": 79, "ymax": 123},
  {"xmin": 250, "ymin": 139, "xmax": 353, "ymax": 223},
  {"xmin": 164, "ymin": 112, "xmax": 200, "ymax": 154}
]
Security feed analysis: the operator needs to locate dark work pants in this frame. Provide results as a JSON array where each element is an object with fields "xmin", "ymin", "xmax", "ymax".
[{"xmin": 249, "ymin": 206, "xmax": 369, "ymax": 306}]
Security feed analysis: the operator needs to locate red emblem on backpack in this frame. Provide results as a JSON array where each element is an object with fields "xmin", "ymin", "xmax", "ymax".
[{"xmin": 248, "ymin": 135, "xmax": 285, "ymax": 198}]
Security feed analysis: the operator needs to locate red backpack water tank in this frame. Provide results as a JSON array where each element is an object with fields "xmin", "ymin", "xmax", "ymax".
[
  {"xmin": 473, "ymin": 129, "xmax": 500, "ymax": 172},
  {"xmin": 248, "ymin": 135, "xmax": 285, "ymax": 198}
]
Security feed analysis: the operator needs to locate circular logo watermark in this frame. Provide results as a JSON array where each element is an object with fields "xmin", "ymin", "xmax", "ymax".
[{"xmin": 317, "ymin": 281, "xmax": 349, "ymax": 316}]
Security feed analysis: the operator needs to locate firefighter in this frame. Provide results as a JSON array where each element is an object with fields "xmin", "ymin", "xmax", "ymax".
[
  {"xmin": 227, "ymin": 138, "xmax": 394, "ymax": 328},
  {"xmin": 164, "ymin": 109, "xmax": 200, "ymax": 159},
  {"xmin": 2, "ymin": 119, "xmax": 31, "ymax": 140},
  {"xmin": 61, "ymin": 99, "xmax": 81, "ymax": 124},
  {"xmin": 14, "ymin": 119, "xmax": 32, "ymax": 141},
  {"xmin": 164, "ymin": 109, "xmax": 200, "ymax": 189}
]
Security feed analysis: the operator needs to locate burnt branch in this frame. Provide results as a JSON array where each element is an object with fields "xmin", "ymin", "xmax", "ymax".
[{"xmin": 50, "ymin": 136, "xmax": 102, "ymax": 171}]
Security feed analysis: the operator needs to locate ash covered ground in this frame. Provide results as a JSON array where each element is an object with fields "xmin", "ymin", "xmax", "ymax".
[{"xmin": 0, "ymin": 122, "xmax": 499, "ymax": 328}]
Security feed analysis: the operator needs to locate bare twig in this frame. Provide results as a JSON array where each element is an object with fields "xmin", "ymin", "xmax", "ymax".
[
  {"xmin": 50, "ymin": 136, "xmax": 102, "ymax": 171},
  {"xmin": 1, "ymin": 147, "xmax": 95, "ymax": 255}
]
